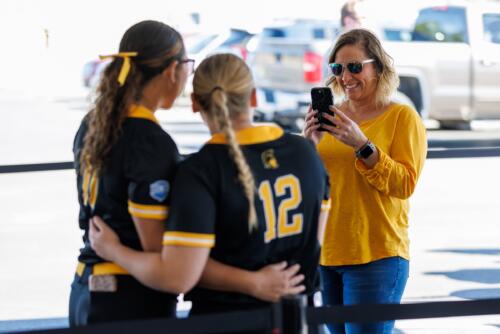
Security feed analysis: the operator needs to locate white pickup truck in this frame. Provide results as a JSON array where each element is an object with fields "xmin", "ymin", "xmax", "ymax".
[
  {"xmin": 384, "ymin": 1, "xmax": 500, "ymax": 129},
  {"xmin": 251, "ymin": 1, "xmax": 500, "ymax": 130}
]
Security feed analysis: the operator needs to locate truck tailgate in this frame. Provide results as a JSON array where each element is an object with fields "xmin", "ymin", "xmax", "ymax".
[
  {"xmin": 383, "ymin": 41, "xmax": 472, "ymax": 119},
  {"xmin": 252, "ymin": 39, "xmax": 322, "ymax": 93}
]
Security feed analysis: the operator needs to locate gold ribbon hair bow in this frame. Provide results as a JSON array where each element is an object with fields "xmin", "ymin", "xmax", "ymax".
[{"xmin": 99, "ymin": 52, "xmax": 138, "ymax": 86}]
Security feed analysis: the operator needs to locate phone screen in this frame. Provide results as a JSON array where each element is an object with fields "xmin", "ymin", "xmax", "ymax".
[{"xmin": 311, "ymin": 87, "xmax": 334, "ymax": 129}]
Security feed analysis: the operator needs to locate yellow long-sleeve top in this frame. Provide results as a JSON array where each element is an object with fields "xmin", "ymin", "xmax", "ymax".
[{"xmin": 317, "ymin": 104, "xmax": 427, "ymax": 266}]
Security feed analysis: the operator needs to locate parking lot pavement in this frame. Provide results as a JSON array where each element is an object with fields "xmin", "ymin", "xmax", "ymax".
[
  {"xmin": 1, "ymin": 96, "xmax": 500, "ymax": 333},
  {"xmin": 393, "ymin": 157, "xmax": 500, "ymax": 333},
  {"xmin": 1, "ymin": 93, "xmax": 499, "ymax": 163}
]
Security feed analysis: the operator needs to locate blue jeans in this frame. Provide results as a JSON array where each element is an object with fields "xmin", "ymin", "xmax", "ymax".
[{"xmin": 319, "ymin": 256, "xmax": 409, "ymax": 334}]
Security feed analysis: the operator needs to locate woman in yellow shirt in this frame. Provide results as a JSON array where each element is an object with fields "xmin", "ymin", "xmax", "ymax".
[{"xmin": 303, "ymin": 29, "xmax": 427, "ymax": 334}]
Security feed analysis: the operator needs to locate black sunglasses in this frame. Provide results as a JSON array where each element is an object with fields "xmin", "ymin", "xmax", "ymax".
[{"xmin": 328, "ymin": 59, "xmax": 375, "ymax": 77}]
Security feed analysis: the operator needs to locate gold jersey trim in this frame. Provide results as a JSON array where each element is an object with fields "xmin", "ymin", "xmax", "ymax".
[
  {"xmin": 127, "ymin": 104, "xmax": 159, "ymax": 124},
  {"xmin": 76, "ymin": 261, "xmax": 128, "ymax": 276},
  {"xmin": 207, "ymin": 125, "xmax": 284, "ymax": 145},
  {"xmin": 128, "ymin": 200, "xmax": 169, "ymax": 220},
  {"xmin": 163, "ymin": 231, "xmax": 215, "ymax": 248}
]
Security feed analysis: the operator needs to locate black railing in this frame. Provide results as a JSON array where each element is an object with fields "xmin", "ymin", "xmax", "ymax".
[
  {"xmin": 2, "ymin": 141, "xmax": 500, "ymax": 174},
  {"xmin": 0, "ymin": 161, "xmax": 74, "ymax": 174},
  {"xmin": 13, "ymin": 297, "xmax": 500, "ymax": 334}
]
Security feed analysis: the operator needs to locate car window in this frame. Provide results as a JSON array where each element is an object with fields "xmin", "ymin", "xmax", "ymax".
[
  {"xmin": 220, "ymin": 30, "xmax": 251, "ymax": 47},
  {"xmin": 262, "ymin": 27, "xmax": 289, "ymax": 38},
  {"xmin": 384, "ymin": 28, "xmax": 412, "ymax": 41},
  {"xmin": 412, "ymin": 6, "xmax": 468, "ymax": 43},
  {"xmin": 262, "ymin": 23, "xmax": 335, "ymax": 40},
  {"xmin": 187, "ymin": 34, "xmax": 218, "ymax": 54},
  {"xmin": 312, "ymin": 28, "xmax": 325, "ymax": 39},
  {"xmin": 483, "ymin": 14, "xmax": 500, "ymax": 44}
]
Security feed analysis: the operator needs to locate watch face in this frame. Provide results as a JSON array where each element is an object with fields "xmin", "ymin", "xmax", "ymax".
[{"xmin": 358, "ymin": 142, "xmax": 375, "ymax": 159}]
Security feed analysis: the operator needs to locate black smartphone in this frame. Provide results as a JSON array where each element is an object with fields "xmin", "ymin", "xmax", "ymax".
[{"xmin": 311, "ymin": 87, "xmax": 334, "ymax": 130}]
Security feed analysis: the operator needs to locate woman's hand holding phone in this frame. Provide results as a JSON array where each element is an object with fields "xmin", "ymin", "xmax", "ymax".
[
  {"xmin": 320, "ymin": 107, "xmax": 368, "ymax": 150},
  {"xmin": 303, "ymin": 105, "xmax": 326, "ymax": 145}
]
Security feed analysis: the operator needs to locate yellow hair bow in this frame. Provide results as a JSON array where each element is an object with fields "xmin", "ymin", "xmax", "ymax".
[{"xmin": 99, "ymin": 52, "xmax": 138, "ymax": 86}]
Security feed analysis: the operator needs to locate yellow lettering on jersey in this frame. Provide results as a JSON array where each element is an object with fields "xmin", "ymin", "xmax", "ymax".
[
  {"xmin": 258, "ymin": 174, "xmax": 303, "ymax": 243},
  {"xmin": 82, "ymin": 169, "xmax": 99, "ymax": 209},
  {"xmin": 275, "ymin": 175, "xmax": 303, "ymax": 238},
  {"xmin": 258, "ymin": 181, "xmax": 277, "ymax": 243},
  {"xmin": 82, "ymin": 170, "xmax": 90, "ymax": 204}
]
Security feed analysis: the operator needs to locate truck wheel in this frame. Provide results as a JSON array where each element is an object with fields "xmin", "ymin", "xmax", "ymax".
[{"xmin": 439, "ymin": 120, "xmax": 472, "ymax": 130}]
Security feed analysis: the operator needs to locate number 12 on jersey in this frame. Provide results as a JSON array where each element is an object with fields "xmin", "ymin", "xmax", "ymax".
[{"xmin": 258, "ymin": 174, "xmax": 303, "ymax": 243}]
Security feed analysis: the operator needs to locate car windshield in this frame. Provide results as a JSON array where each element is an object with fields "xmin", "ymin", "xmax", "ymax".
[{"xmin": 412, "ymin": 6, "xmax": 468, "ymax": 43}]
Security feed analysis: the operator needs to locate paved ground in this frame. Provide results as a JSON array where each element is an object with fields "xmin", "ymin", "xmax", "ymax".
[{"xmin": 1, "ymin": 94, "xmax": 500, "ymax": 333}]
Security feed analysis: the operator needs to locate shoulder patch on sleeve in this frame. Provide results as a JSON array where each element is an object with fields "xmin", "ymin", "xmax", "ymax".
[{"xmin": 149, "ymin": 180, "xmax": 170, "ymax": 202}]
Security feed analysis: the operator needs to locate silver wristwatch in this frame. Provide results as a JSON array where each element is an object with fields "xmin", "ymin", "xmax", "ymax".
[{"xmin": 355, "ymin": 140, "xmax": 376, "ymax": 159}]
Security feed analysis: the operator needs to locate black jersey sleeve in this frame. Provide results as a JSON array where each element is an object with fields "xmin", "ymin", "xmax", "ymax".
[
  {"xmin": 162, "ymin": 161, "xmax": 216, "ymax": 248},
  {"xmin": 125, "ymin": 132, "xmax": 179, "ymax": 221}
]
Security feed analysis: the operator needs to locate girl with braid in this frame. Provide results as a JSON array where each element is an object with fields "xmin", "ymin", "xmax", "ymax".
[{"xmin": 89, "ymin": 53, "xmax": 331, "ymax": 319}]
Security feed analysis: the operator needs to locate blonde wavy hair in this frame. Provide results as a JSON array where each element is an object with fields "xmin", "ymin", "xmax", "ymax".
[
  {"xmin": 326, "ymin": 28, "xmax": 399, "ymax": 108},
  {"xmin": 192, "ymin": 53, "xmax": 257, "ymax": 231},
  {"xmin": 81, "ymin": 20, "xmax": 184, "ymax": 175}
]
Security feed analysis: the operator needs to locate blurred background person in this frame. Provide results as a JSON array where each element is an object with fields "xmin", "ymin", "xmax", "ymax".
[{"xmin": 340, "ymin": 0, "xmax": 362, "ymax": 32}]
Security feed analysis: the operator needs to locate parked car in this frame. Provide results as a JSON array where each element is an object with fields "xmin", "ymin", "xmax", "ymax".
[
  {"xmin": 82, "ymin": 28, "xmax": 254, "ymax": 92},
  {"xmin": 249, "ymin": 19, "xmax": 339, "ymax": 131},
  {"xmin": 82, "ymin": 58, "xmax": 109, "ymax": 89},
  {"xmin": 183, "ymin": 28, "xmax": 255, "ymax": 95},
  {"xmin": 186, "ymin": 28, "xmax": 254, "ymax": 63}
]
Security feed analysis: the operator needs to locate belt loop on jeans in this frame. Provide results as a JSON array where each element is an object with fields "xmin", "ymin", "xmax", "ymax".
[{"xmin": 76, "ymin": 262, "xmax": 128, "ymax": 276}]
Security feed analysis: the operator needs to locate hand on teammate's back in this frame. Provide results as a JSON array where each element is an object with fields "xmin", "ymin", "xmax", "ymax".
[
  {"xmin": 89, "ymin": 216, "xmax": 120, "ymax": 262},
  {"xmin": 248, "ymin": 262, "xmax": 305, "ymax": 302}
]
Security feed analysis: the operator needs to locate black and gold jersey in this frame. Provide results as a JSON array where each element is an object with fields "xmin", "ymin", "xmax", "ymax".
[
  {"xmin": 74, "ymin": 105, "xmax": 180, "ymax": 265},
  {"xmin": 163, "ymin": 125, "xmax": 331, "ymax": 307}
]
